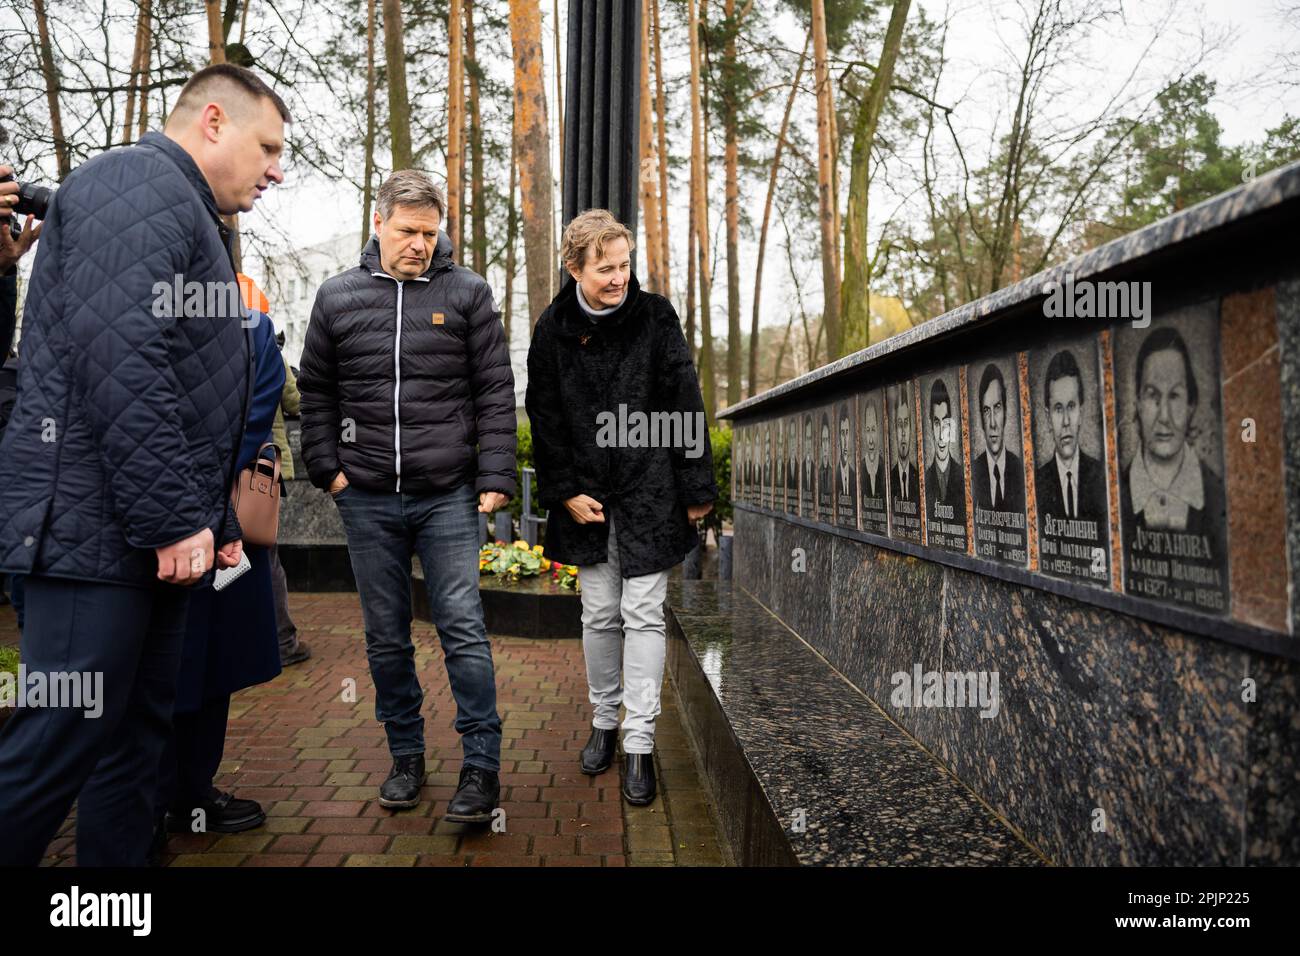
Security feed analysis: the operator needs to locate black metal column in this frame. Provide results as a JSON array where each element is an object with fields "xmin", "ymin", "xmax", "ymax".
[{"xmin": 563, "ymin": 0, "xmax": 642, "ymax": 266}]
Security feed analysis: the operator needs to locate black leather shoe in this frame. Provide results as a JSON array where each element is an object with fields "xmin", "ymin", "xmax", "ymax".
[
  {"xmin": 379, "ymin": 754, "xmax": 425, "ymax": 809},
  {"xmin": 168, "ymin": 789, "xmax": 266, "ymax": 833},
  {"xmin": 579, "ymin": 726, "xmax": 618, "ymax": 775},
  {"xmin": 444, "ymin": 766, "xmax": 500, "ymax": 824},
  {"xmin": 281, "ymin": 641, "xmax": 312, "ymax": 667},
  {"xmin": 622, "ymin": 753, "xmax": 656, "ymax": 806}
]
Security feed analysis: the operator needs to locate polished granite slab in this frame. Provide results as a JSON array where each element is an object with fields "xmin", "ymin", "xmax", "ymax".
[
  {"xmin": 733, "ymin": 507, "xmax": 1300, "ymax": 865},
  {"xmin": 667, "ymin": 579, "xmax": 1044, "ymax": 866}
]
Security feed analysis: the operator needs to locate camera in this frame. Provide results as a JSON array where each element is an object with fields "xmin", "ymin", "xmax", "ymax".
[
  {"xmin": 0, "ymin": 172, "xmax": 53, "ymax": 222},
  {"xmin": 0, "ymin": 123, "xmax": 54, "ymax": 224}
]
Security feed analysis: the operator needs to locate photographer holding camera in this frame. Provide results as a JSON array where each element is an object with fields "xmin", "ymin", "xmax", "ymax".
[
  {"xmin": 0, "ymin": 123, "xmax": 48, "ymax": 629},
  {"xmin": 0, "ymin": 128, "xmax": 48, "ymax": 357}
]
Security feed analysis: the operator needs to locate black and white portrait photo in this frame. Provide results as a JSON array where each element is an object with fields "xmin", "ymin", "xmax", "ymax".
[
  {"xmin": 887, "ymin": 381, "xmax": 921, "ymax": 544},
  {"xmin": 774, "ymin": 417, "xmax": 786, "ymax": 508},
  {"xmin": 834, "ymin": 400, "xmax": 857, "ymax": 529},
  {"xmin": 817, "ymin": 409, "xmax": 834, "ymax": 524},
  {"xmin": 1115, "ymin": 308, "xmax": 1229, "ymax": 615},
  {"xmin": 761, "ymin": 420, "xmax": 773, "ymax": 509},
  {"xmin": 858, "ymin": 389, "xmax": 889, "ymax": 535},
  {"xmin": 969, "ymin": 358, "xmax": 1027, "ymax": 566},
  {"xmin": 785, "ymin": 415, "xmax": 799, "ymax": 514},
  {"xmin": 801, "ymin": 412, "xmax": 815, "ymax": 517},
  {"xmin": 1029, "ymin": 339, "xmax": 1111, "ymax": 586},
  {"xmin": 922, "ymin": 371, "xmax": 968, "ymax": 554}
]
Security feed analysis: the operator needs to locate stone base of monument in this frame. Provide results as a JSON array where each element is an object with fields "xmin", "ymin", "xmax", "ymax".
[
  {"xmin": 277, "ymin": 543, "xmax": 356, "ymax": 592},
  {"xmin": 666, "ymin": 579, "xmax": 1044, "ymax": 866},
  {"xmin": 276, "ymin": 477, "xmax": 356, "ymax": 591},
  {"xmin": 411, "ymin": 561, "xmax": 582, "ymax": 639}
]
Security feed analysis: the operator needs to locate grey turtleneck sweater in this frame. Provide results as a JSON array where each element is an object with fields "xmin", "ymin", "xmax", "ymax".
[{"xmin": 576, "ymin": 284, "xmax": 627, "ymax": 321}]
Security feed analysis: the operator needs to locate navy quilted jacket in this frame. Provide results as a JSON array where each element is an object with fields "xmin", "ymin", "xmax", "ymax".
[
  {"xmin": 297, "ymin": 232, "xmax": 517, "ymax": 498},
  {"xmin": 0, "ymin": 132, "xmax": 250, "ymax": 587}
]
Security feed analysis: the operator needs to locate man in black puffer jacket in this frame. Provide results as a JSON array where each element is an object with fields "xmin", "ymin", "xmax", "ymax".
[
  {"xmin": 297, "ymin": 169, "xmax": 515, "ymax": 823},
  {"xmin": 0, "ymin": 64, "xmax": 290, "ymax": 866}
]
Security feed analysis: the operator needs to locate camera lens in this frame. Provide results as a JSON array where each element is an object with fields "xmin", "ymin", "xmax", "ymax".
[{"xmin": 14, "ymin": 182, "xmax": 52, "ymax": 220}]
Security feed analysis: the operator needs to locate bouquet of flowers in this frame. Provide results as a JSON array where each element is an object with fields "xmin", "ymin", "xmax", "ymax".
[{"xmin": 479, "ymin": 541, "xmax": 580, "ymax": 592}]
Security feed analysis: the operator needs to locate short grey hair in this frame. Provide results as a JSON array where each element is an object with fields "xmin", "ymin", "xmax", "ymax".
[{"xmin": 376, "ymin": 169, "xmax": 447, "ymax": 222}]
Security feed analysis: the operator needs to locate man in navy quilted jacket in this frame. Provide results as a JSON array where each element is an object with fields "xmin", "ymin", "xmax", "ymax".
[{"xmin": 0, "ymin": 64, "xmax": 289, "ymax": 866}]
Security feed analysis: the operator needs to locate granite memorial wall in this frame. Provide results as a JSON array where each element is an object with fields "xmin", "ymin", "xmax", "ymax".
[{"xmin": 721, "ymin": 161, "xmax": 1300, "ymax": 865}]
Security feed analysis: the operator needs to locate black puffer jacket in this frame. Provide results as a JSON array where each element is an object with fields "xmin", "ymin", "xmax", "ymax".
[
  {"xmin": 525, "ymin": 274, "xmax": 716, "ymax": 577},
  {"xmin": 297, "ymin": 232, "xmax": 516, "ymax": 498}
]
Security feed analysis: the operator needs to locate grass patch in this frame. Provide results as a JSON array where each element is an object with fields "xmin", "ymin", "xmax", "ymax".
[{"xmin": 0, "ymin": 644, "xmax": 19, "ymax": 677}]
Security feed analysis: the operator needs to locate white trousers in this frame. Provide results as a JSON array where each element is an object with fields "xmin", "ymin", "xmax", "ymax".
[{"xmin": 576, "ymin": 518, "xmax": 670, "ymax": 754}]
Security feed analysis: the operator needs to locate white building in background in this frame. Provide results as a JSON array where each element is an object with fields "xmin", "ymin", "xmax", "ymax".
[
  {"xmin": 255, "ymin": 231, "xmax": 361, "ymax": 368},
  {"xmin": 255, "ymin": 231, "xmax": 529, "ymax": 414}
]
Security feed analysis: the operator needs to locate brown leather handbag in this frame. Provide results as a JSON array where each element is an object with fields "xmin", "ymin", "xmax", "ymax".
[{"xmin": 230, "ymin": 442, "xmax": 282, "ymax": 547}]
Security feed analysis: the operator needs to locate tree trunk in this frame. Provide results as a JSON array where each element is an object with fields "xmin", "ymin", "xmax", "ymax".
[
  {"xmin": 723, "ymin": 0, "xmax": 741, "ymax": 406},
  {"xmin": 840, "ymin": 0, "xmax": 909, "ymax": 353},
  {"xmin": 33, "ymin": 0, "xmax": 70, "ymax": 179},
  {"xmin": 505, "ymin": 132, "xmax": 518, "ymax": 350},
  {"xmin": 554, "ymin": 0, "xmax": 564, "ymax": 179},
  {"xmin": 466, "ymin": 0, "xmax": 486, "ymax": 275},
  {"xmin": 122, "ymin": 0, "xmax": 152, "ymax": 145},
  {"xmin": 810, "ymin": 0, "xmax": 840, "ymax": 359},
  {"xmin": 448, "ymin": 0, "xmax": 464, "ymax": 255},
  {"xmin": 136, "ymin": 0, "xmax": 153, "ymax": 139},
  {"xmin": 205, "ymin": 0, "xmax": 226, "ymax": 63},
  {"xmin": 750, "ymin": 32, "xmax": 808, "ymax": 397},
  {"xmin": 651, "ymin": 0, "xmax": 671, "ymax": 300},
  {"xmin": 382, "ymin": 0, "xmax": 413, "ymax": 170},
  {"xmin": 362, "ymin": 0, "xmax": 377, "ymax": 247},
  {"xmin": 689, "ymin": 0, "xmax": 716, "ymax": 422},
  {"xmin": 509, "ymin": 0, "xmax": 554, "ymax": 330},
  {"xmin": 638, "ymin": 0, "xmax": 663, "ymax": 293},
  {"xmin": 686, "ymin": 159, "xmax": 697, "ymax": 362}
]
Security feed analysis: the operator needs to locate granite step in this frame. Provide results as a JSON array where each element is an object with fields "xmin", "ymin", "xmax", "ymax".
[{"xmin": 666, "ymin": 579, "xmax": 1046, "ymax": 866}]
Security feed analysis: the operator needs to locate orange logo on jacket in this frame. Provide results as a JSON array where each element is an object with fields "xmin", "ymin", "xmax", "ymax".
[{"xmin": 432, "ymin": 312, "xmax": 445, "ymax": 325}]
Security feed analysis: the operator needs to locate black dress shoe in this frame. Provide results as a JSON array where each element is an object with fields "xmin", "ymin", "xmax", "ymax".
[
  {"xmin": 281, "ymin": 641, "xmax": 312, "ymax": 667},
  {"xmin": 579, "ymin": 726, "xmax": 618, "ymax": 775},
  {"xmin": 622, "ymin": 753, "xmax": 656, "ymax": 806},
  {"xmin": 168, "ymin": 790, "xmax": 266, "ymax": 833},
  {"xmin": 379, "ymin": 754, "xmax": 425, "ymax": 809},
  {"xmin": 444, "ymin": 766, "xmax": 500, "ymax": 824}
]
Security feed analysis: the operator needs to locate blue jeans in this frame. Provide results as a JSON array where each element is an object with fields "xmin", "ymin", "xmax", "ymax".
[{"xmin": 333, "ymin": 480, "xmax": 501, "ymax": 771}]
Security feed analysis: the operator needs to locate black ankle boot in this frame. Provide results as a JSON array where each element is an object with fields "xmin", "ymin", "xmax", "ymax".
[
  {"xmin": 444, "ymin": 766, "xmax": 500, "ymax": 824},
  {"xmin": 580, "ymin": 726, "xmax": 618, "ymax": 775},
  {"xmin": 622, "ymin": 753, "xmax": 656, "ymax": 805},
  {"xmin": 379, "ymin": 754, "xmax": 425, "ymax": 810}
]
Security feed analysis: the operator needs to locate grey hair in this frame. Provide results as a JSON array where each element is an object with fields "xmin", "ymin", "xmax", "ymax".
[{"xmin": 376, "ymin": 169, "xmax": 447, "ymax": 222}]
